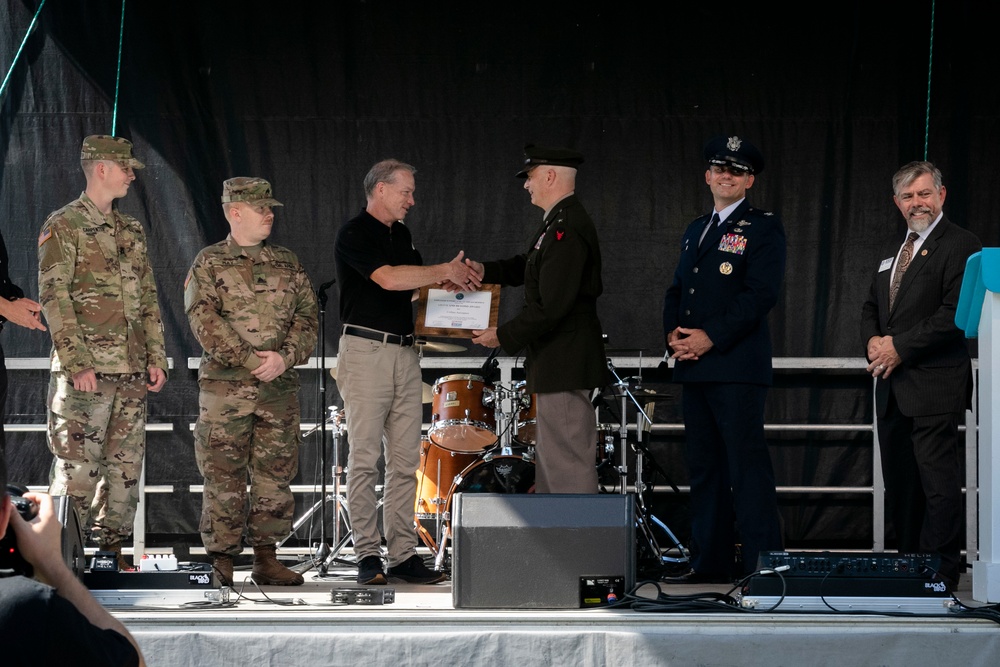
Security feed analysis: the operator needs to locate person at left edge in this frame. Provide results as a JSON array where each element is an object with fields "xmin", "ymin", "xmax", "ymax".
[
  {"xmin": 37, "ymin": 135, "xmax": 167, "ymax": 571},
  {"xmin": 185, "ymin": 177, "xmax": 318, "ymax": 586},
  {"xmin": 1, "ymin": 457, "xmax": 145, "ymax": 666},
  {"xmin": 1, "ymin": 229, "xmax": 47, "ymax": 453}
]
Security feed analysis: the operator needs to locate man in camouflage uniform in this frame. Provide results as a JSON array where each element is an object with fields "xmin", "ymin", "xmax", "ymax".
[
  {"xmin": 38, "ymin": 135, "xmax": 168, "ymax": 570},
  {"xmin": 185, "ymin": 177, "xmax": 318, "ymax": 586}
]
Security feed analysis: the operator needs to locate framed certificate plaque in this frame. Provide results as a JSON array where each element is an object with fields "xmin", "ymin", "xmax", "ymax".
[{"xmin": 415, "ymin": 284, "xmax": 501, "ymax": 339}]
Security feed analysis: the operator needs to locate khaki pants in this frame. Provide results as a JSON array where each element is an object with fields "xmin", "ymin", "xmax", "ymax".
[
  {"xmin": 534, "ymin": 389, "xmax": 600, "ymax": 493},
  {"xmin": 337, "ymin": 333, "xmax": 422, "ymax": 567}
]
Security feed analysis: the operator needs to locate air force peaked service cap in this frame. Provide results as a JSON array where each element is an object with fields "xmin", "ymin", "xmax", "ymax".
[{"xmin": 704, "ymin": 135, "xmax": 765, "ymax": 174}]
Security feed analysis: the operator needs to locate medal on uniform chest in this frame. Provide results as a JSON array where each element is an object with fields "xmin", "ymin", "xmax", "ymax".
[{"xmin": 719, "ymin": 262, "xmax": 733, "ymax": 275}]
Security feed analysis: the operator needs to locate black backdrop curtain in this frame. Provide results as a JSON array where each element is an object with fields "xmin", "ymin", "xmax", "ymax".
[{"xmin": 1, "ymin": 0, "xmax": 996, "ymax": 550}]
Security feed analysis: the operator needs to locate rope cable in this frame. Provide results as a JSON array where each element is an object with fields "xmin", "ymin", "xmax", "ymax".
[
  {"xmin": 0, "ymin": 0, "xmax": 49, "ymax": 106},
  {"xmin": 923, "ymin": 0, "xmax": 936, "ymax": 160},
  {"xmin": 111, "ymin": 0, "xmax": 127, "ymax": 135}
]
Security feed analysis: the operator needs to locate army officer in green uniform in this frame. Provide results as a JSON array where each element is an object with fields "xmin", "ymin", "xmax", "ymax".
[{"xmin": 467, "ymin": 145, "xmax": 609, "ymax": 494}]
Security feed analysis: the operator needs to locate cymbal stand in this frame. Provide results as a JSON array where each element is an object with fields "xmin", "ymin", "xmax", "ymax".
[
  {"xmin": 279, "ymin": 407, "xmax": 354, "ymax": 567},
  {"xmin": 605, "ymin": 359, "xmax": 689, "ymax": 567},
  {"xmin": 606, "ymin": 360, "xmax": 654, "ymax": 493}
]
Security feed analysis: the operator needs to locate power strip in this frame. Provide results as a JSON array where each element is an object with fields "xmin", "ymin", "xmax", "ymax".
[
  {"xmin": 331, "ymin": 587, "xmax": 396, "ymax": 605},
  {"xmin": 138, "ymin": 554, "xmax": 179, "ymax": 572}
]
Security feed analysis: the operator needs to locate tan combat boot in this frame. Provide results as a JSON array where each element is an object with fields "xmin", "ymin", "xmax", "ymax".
[
  {"xmin": 99, "ymin": 542, "xmax": 132, "ymax": 572},
  {"xmin": 211, "ymin": 553, "xmax": 234, "ymax": 586},
  {"xmin": 251, "ymin": 545, "xmax": 304, "ymax": 586}
]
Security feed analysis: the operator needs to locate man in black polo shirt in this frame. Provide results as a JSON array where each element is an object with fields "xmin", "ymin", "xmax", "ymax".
[{"xmin": 334, "ymin": 158, "xmax": 480, "ymax": 585}]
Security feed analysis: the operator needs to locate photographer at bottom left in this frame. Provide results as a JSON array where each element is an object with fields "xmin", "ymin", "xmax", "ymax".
[{"xmin": 0, "ymin": 457, "xmax": 145, "ymax": 666}]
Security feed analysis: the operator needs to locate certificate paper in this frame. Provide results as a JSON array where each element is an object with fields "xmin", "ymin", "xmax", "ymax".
[{"xmin": 416, "ymin": 284, "xmax": 501, "ymax": 339}]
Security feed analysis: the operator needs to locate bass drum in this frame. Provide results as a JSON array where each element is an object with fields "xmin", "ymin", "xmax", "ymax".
[{"xmin": 450, "ymin": 454, "xmax": 536, "ymax": 497}]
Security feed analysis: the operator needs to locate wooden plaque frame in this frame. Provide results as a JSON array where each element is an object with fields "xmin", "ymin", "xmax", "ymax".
[{"xmin": 415, "ymin": 284, "xmax": 500, "ymax": 339}]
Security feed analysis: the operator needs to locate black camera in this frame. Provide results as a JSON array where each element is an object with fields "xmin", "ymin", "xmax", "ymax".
[{"xmin": 1, "ymin": 484, "xmax": 38, "ymax": 577}]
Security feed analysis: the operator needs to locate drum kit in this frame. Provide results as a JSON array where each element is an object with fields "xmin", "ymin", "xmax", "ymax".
[
  {"xmin": 412, "ymin": 352, "xmax": 689, "ymax": 574},
  {"xmin": 292, "ymin": 340, "xmax": 688, "ymax": 577},
  {"xmin": 415, "ymin": 373, "xmax": 541, "ymax": 567}
]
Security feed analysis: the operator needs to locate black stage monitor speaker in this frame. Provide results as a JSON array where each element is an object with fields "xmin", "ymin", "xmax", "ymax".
[{"xmin": 452, "ymin": 493, "xmax": 635, "ymax": 609}]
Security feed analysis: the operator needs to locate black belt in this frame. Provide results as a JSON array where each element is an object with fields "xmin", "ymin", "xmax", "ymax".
[{"xmin": 343, "ymin": 325, "xmax": 415, "ymax": 347}]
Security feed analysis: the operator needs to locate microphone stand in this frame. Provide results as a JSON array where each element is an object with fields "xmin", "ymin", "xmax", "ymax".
[{"xmin": 313, "ymin": 279, "xmax": 336, "ymax": 564}]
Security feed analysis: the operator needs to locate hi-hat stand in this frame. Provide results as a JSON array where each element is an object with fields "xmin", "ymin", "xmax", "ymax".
[
  {"xmin": 278, "ymin": 407, "xmax": 355, "ymax": 570},
  {"xmin": 606, "ymin": 358, "xmax": 689, "ymax": 569}
]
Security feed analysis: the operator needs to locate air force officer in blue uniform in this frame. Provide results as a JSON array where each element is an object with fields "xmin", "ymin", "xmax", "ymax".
[{"xmin": 662, "ymin": 136, "xmax": 785, "ymax": 582}]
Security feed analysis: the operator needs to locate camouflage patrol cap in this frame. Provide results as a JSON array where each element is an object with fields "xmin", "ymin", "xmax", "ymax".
[
  {"xmin": 221, "ymin": 177, "xmax": 283, "ymax": 207},
  {"xmin": 80, "ymin": 135, "xmax": 145, "ymax": 169}
]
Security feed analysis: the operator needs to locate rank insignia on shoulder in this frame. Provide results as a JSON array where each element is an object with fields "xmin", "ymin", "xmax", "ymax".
[
  {"xmin": 38, "ymin": 228, "xmax": 52, "ymax": 246},
  {"xmin": 720, "ymin": 262, "xmax": 733, "ymax": 275}
]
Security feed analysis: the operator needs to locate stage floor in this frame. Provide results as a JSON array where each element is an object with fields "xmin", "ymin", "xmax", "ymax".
[{"xmin": 97, "ymin": 556, "xmax": 1000, "ymax": 667}]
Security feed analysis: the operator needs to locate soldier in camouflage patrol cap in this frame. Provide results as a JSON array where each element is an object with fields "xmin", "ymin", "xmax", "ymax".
[
  {"xmin": 37, "ymin": 135, "xmax": 167, "ymax": 570},
  {"xmin": 185, "ymin": 177, "xmax": 318, "ymax": 586}
]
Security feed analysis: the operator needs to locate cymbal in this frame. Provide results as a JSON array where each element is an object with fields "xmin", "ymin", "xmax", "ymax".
[
  {"xmin": 331, "ymin": 366, "xmax": 434, "ymax": 403},
  {"xmin": 636, "ymin": 389, "xmax": 674, "ymax": 400},
  {"xmin": 605, "ymin": 386, "xmax": 674, "ymax": 399},
  {"xmin": 415, "ymin": 339, "xmax": 467, "ymax": 353}
]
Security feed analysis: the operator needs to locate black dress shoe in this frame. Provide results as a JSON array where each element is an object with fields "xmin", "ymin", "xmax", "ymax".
[{"xmin": 662, "ymin": 568, "xmax": 732, "ymax": 585}]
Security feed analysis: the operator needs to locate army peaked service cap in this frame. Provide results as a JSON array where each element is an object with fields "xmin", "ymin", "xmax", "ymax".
[{"xmin": 516, "ymin": 144, "xmax": 585, "ymax": 178}]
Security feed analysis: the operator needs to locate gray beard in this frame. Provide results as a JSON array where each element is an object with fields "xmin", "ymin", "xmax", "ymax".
[{"xmin": 907, "ymin": 216, "xmax": 932, "ymax": 233}]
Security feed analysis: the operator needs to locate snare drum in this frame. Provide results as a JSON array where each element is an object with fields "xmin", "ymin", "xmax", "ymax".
[
  {"xmin": 428, "ymin": 374, "xmax": 497, "ymax": 452},
  {"xmin": 513, "ymin": 381, "xmax": 537, "ymax": 446}
]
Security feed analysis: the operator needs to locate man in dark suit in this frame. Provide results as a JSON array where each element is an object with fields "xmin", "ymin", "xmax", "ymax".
[
  {"xmin": 468, "ymin": 144, "xmax": 608, "ymax": 493},
  {"xmin": 661, "ymin": 135, "xmax": 786, "ymax": 582},
  {"xmin": 861, "ymin": 160, "xmax": 981, "ymax": 587}
]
